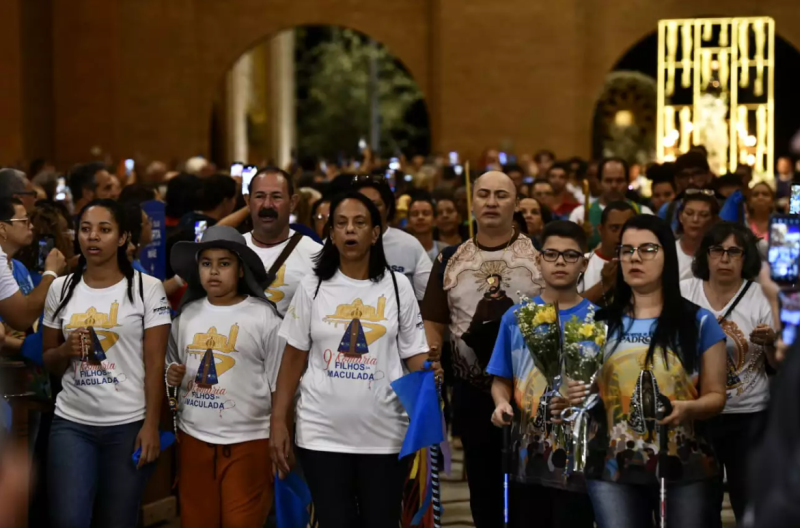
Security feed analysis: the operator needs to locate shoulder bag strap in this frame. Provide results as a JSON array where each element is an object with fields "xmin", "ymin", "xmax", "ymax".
[
  {"xmin": 264, "ymin": 232, "xmax": 304, "ymax": 288},
  {"xmin": 718, "ymin": 281, "xmax": 754, "ymax": 323}
]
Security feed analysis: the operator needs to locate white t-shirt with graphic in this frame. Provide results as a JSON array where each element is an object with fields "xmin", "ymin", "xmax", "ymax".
[
  {"xmin": 578, "ymin": 251, "xmax": 611, "ymax": 294},
  {"xmin": 280, "ymin": 270, "xmax": 429, "ymax": 454},
  {"xmin": 43, "ymin": 272, "xmax": 172, "ymax": 426},
  {"xmin": 676, "ymin": 239, "xmax": 695, "ymax": 281},
  {"xmin": 680, "ymin": 278, "xmax": 773, "ymax": 413},
  {"xmin": 0, "ymin": 248, "xmax": 19, "ymax": 301},
  {"xmin": 383, "ymin": 227, "xmax": 432, "ymax": 301},
  {"xmin": 244, "ymin": 231, "xmax": 321, "ymax": 317},
  {"xmin": 167, "ymin": 297, "xmax": 283, "ymax": 444}
]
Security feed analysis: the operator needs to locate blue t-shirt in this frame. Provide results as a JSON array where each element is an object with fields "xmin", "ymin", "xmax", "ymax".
[
  {"xmin": 591, "ymin": 308, "xmax": 726, "ymax": 485},
  {"xmin": 658, "ymin": 201, "xmax": 680, "ymax": 232},
  {"xmin": 487, "ymin": 296, "xmax": 598, "ymax": 490},
  {"xmin": 11, "ymin": 260, "xmax": 34, "ymax": 296}
]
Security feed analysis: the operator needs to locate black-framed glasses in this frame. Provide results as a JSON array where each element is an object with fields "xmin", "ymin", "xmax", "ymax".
[
  {"xmin": 617, "ymin": 243, "xmax": 661, "ymax": 261},
  {"xmin": 541, "ymin": 249, "xmax": 584, "ymax": 263},
  {"xmin": 708, "ymin": 246, "xmax": 744, "ymax": 259}
]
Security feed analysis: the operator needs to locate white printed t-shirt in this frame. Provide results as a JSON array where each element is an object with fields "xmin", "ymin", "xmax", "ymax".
[
  {"xmin": 167, "ymin": 297, "xmax": 283, "ymax": 444},
  {"xmin": 680, "ymin": 278, "xmax": 773, "ymax": 413},
  {"xmin": 280, "ymin": 270, "xmax": 429, "ymax": 454},
  {"xmin": 43, "ymin": 272, "xmax": 171, "ymax": 426},
  {"xmin": 578, "ymin": 251, "xmax": 611, "ymax": 294},
  {"xmin": 244, "ymin": 231, "xmax": 321, "ymax": 317},
  {"xmin": 0, "ymin": 248, "xmax": 19, "ymax": 301},
  {"xmin": 676, "ymin": 239, "xmax": 695, "ymax": 281},
  {"xmin": 383, "ymin": 227, "xmax": 432, "ymax": 301}
]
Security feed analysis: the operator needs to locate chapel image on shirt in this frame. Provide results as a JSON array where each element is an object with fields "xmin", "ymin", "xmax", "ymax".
[
  {"xmin": 325, "ymin": 296, "xmax": 388, "ymax": 351},
  {"xmin": 243, "ymin": 230, "xmax": 322, "ymax": 317},
  {"xmin": 186, "ymin": 324, "xmax": 240, "ymax": 378},
  {"xmin": 64, "ymin": 303, "xmax": 121, "ymax": 354}
]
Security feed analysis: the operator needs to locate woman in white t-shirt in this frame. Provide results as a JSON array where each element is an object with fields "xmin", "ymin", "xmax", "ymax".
[
  {"xmin": 680, "ymin": 222, "xmax": 776, "ymax": 526},
  {"xmin": 271, "ymin": 192, "xmax": 435, "ymax": 527},
  {"xmin": 42, "ymin": 200, "xmax": 171, "ymax": 528},
  {"xmin": 675, "ymin": 192, "xmax": 719, "ymax": 281},
  {"xmin": 166, "ymin": 225, "xmax": 283, "ymax": 528}
]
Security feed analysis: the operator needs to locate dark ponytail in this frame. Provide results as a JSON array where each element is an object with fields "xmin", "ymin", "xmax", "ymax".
[{"xmin": 54, "ymin": 199, "xmax": 135, "ymax": 317}]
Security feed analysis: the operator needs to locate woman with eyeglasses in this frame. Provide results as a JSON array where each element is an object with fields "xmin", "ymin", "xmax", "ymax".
[
  {"xmin": 587, "ymin": 215, "xmax": 727, "ymax": 528},
  {"xmin": 747, "ymin": 182, "xmax": 775, "ymax": 239},
  {"xmin": 679, "ymin": 222, "xmax": 775, "ymax": 527},
  {"xmin": 676, "ymin": 192, "xmax": 719, "ymax": 281},
  {"xmin": 311, "ymin": 198, "xmax": 331, "ymax": 240},
  {"xmin": 270, "ymin": 192, "xmax": 436, "ymax": 527}
]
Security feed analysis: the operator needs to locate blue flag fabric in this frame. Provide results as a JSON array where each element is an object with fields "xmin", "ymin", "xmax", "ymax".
[
  {"xmin": 719, "ymin": 189, "xmax": 746, "ymax": 224},
  {"xmin": 391, "ymin": 367, "xmax": 445, "ymax": 459},
  {"xmin": 275, "ymin": 471, "xmax": 312, "ymax": 528}
]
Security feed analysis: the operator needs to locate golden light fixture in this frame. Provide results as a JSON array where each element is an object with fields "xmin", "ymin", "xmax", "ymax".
[{"xmin": 656, "ymin": 17, "xmax": 775, "ymax": 182}]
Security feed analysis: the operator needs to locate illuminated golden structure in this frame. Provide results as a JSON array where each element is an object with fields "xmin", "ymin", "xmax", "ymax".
[{"xmin": 656, "ymin": 17, "xmax": 775, "ymax": 182}]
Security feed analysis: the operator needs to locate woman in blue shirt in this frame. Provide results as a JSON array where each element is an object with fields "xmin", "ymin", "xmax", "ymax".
[{"xmin": 588, "ymin": 214, "xmax": 727, "ymax": 528}]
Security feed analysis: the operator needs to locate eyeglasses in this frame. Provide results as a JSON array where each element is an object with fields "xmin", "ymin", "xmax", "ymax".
[
  {"xmin": 617, "ymin": 243, "xmax": 661, "ymax": 261},
  {"xmin": 684, "ymin": 189, "xmax": 716, "ymax": 196},
  {"xmin": 708, "ymin": 246, "xmax": 744, "ymax": 259},
  {"xmin": 313, "ymin": 214, "xmax": 329, "ymax": 222},
  {"xmin": 541, "ymin": 249, "xmax": 584, "ymax": 263},
  {"xmin": 1, "ymin": 218, "xmax": 31, "ymax": 226}
]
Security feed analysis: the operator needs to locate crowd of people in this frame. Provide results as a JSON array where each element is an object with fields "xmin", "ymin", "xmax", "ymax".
[{"xmin": 0, "ymin": 145, "xmax": 797, "ymax": 528}]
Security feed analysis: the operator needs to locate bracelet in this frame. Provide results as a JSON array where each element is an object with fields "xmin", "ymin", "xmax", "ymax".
[
  {"xmin": 42, "ymin": 270, "xmax": 58, "ymax": 280},
  {"xmin": 164, "ymin": 362, "xmax": 180, "ymax": 440},
  {"xmin": 173, "ymin": 275, "xmax": 185, "ymax": 288}
]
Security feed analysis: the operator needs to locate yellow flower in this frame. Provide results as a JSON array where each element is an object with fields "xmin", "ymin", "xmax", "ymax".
[
  {"xmin": 539, "ymin": 306, "xmax": 557, "ymax": 324},
  {"xmin": 579, "ymin": 324, "xmax": 594, "ymax": 338},
  {"xmin": 595, "ymin": 335, "xmax": 605, "ymax": 346}
]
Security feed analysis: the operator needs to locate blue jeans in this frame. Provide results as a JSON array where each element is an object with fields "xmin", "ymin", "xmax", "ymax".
[
  {"xmin": 587, "ymin": 478, "xmax": 716, "ymax": 528},
  {"xmin": 48, "ymin": 416, "xmax": 155, "ymax": 528}
]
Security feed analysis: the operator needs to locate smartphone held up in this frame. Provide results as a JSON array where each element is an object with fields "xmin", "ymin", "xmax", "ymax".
[{"xmin": 769, "ymin": 214, "xmax": 800, "ymax": 285}]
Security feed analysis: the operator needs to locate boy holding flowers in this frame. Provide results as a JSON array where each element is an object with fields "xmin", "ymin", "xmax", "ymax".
[{"xmin": 487, "ymin": 221, "xmax": 599, "ymax": 528}]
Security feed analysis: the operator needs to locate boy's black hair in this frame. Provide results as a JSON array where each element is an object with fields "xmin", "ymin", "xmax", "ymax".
[{"xmin": 540, "ymin": 220, "xmax": 588, "ymax": 252}]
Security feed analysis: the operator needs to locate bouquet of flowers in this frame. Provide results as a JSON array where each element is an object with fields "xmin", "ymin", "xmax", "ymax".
[
  {"xmin": 561, "ymin": 308, "xmax": 606, "ymax": 474},
  {"xmin": 514, "ymin": 298, "xmax": 561, "ymax": 384},
  {"xmin": 563, "ymin": 309, "xmax": 606, "ymax": 384}
]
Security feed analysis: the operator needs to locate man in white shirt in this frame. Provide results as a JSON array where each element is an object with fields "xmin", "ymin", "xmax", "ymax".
[
  {"xmin": 0, "ymin": 246, "xmax": 65, "ymax": 331},
  {"xmin": 579, "ymin": 201, "xmax": 637, "ymax": 306},
  {"xmin": 569, "ymin": 158, "xmax": 653, "ymax": 249},
  {"xmin": 243, "ymin": 168, "xmax": 322, "ymax": 317},
  {"xmin": 352, "ymin": 176, "xmax": 432, "ymax": 301}
]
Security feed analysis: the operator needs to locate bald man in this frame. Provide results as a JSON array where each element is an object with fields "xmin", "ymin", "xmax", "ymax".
[{"xmin": 422, "ymin": 171, "xmax": 544, "ymax": 528}]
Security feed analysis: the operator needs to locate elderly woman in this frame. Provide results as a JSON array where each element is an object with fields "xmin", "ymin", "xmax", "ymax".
[{"xmin": 680, "ymin": 221, "xmax": 776, "ymax": 527}]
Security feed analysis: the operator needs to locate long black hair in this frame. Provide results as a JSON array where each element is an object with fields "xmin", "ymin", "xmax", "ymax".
[
  {"xmin": 597, "ymin": 214, "xmax": 700, "ymax": 373},
  {"xmin": 54, "ymin": 199, "xmax": 135, "ymax": 317},
  {"xmin": 313, "ymin": 192, "xmax": 388, "ymax": 283}
]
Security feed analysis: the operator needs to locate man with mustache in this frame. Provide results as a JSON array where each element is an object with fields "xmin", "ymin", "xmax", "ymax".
[{"xmin": 244, "ymin": 168, "xmax": 321, "ymax": 317}]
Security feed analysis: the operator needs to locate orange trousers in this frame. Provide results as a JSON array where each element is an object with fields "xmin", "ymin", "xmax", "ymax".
[{"xmin": 178, "ymin": 431, "xmax": 273, "ymax": 528}]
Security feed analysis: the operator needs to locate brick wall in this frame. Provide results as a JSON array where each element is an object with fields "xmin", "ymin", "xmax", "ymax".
[{"xmin": 2, "ymin": 0, "xmax": 800, "ymax": 169}]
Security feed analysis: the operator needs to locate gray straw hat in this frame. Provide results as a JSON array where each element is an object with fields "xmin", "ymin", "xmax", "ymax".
[{"xmin": 171, "ymin": 225, "xmax": 270, "ymax": 311}]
